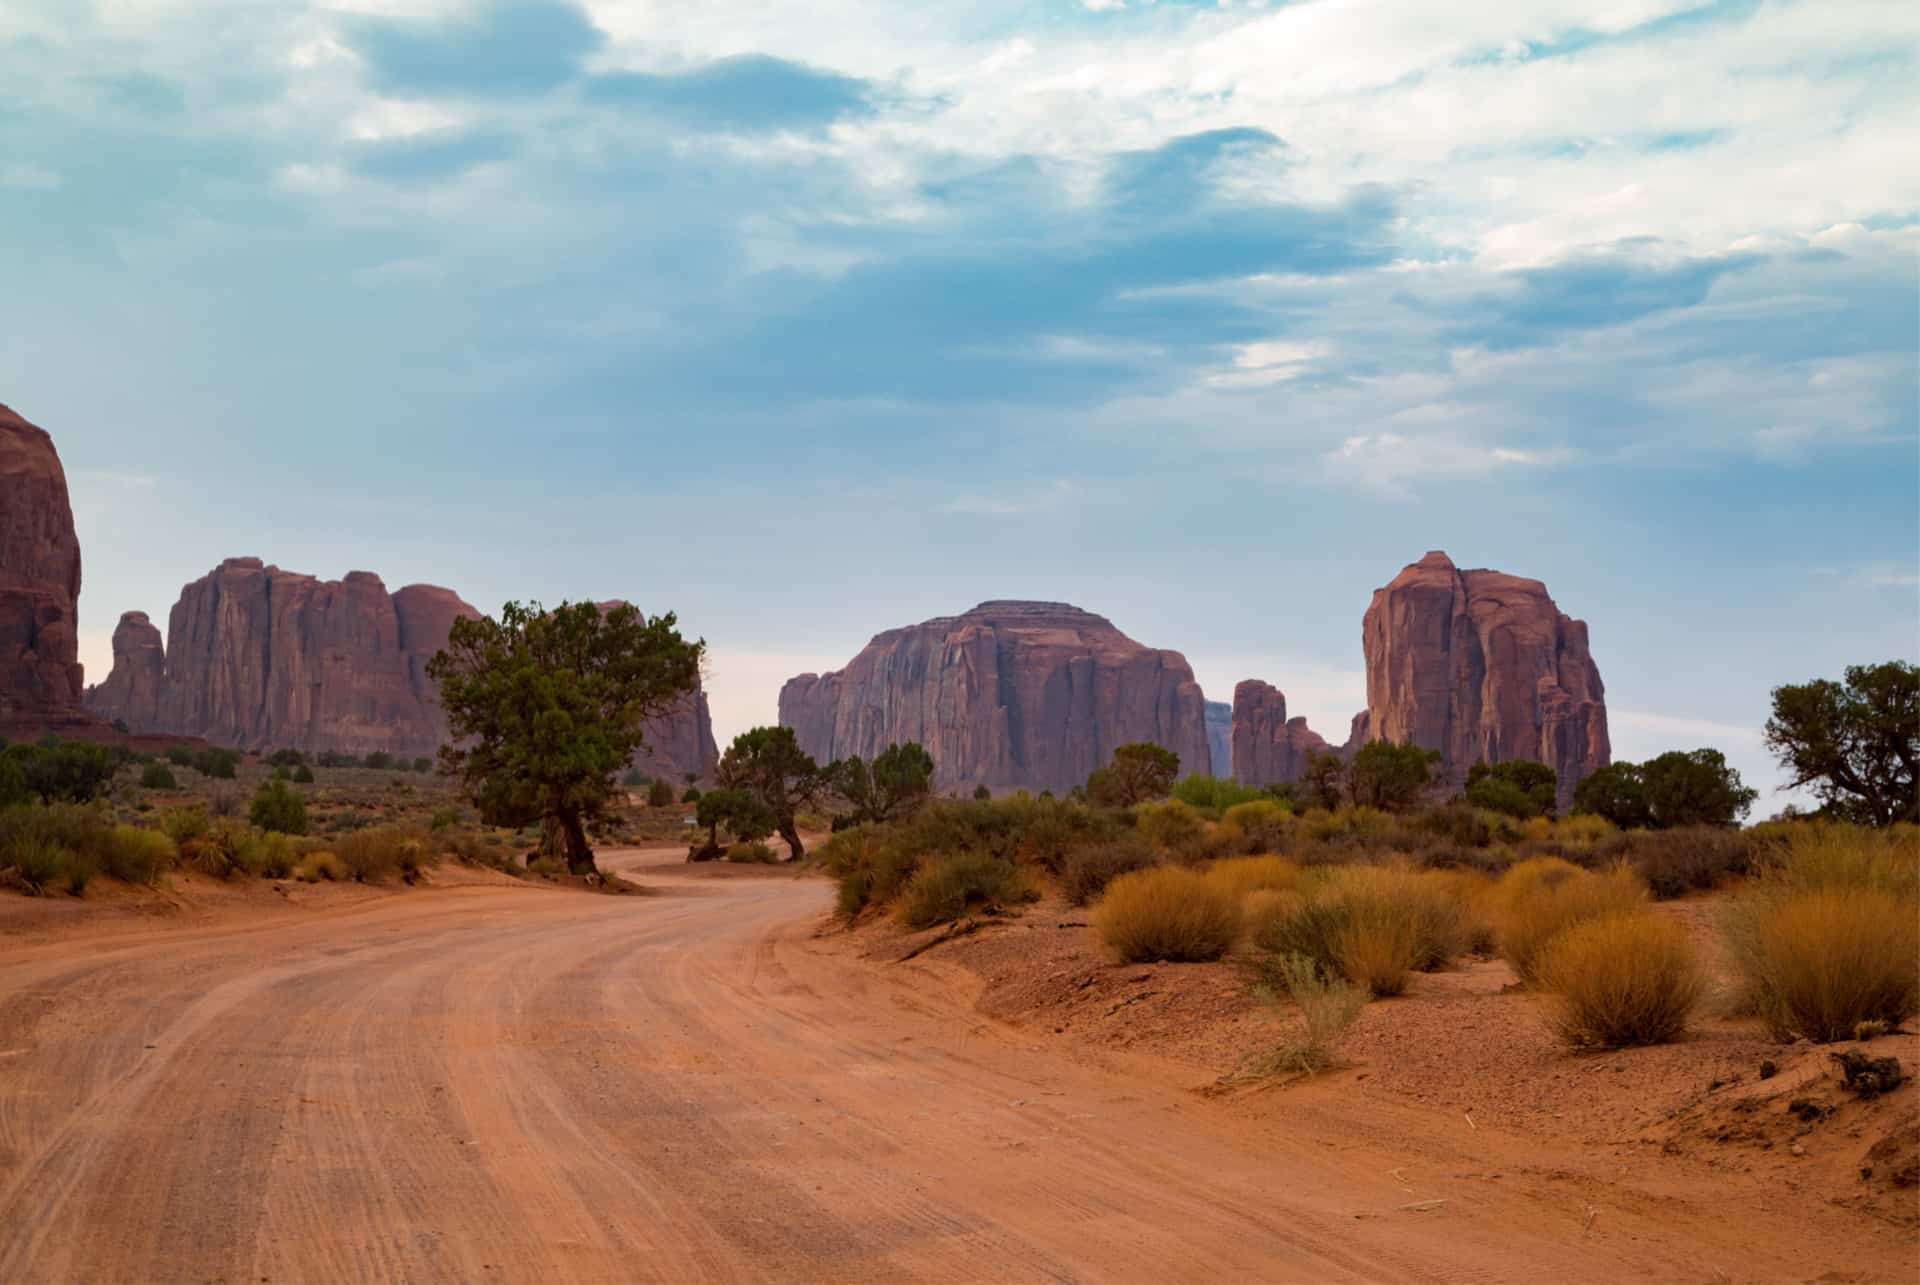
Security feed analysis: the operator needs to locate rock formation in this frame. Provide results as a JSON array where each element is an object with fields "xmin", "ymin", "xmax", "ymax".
[
  {"xmin": 1204, "ymin": 700, "xmax": 1232, "ymax": 778},
  {"xmin": 88, "ymin": 573, "xmax": 719, "ymax": 772},
  {"xmin": 1230, "ymin": 680, "xmax": 1332, "ymax": 787},
  {"xmin": 0, "ymin": 404, "xmax": 88, "ymax": 731},
  {"xmin": 1345, "ymin": 551, "xmax": 1609, "ymax": 810},
  {"xmin": 779, "ymin": 600, "xmax": 1211, "ymax": 794}
]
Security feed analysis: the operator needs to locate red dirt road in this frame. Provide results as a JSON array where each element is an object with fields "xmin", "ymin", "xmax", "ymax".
[{"xmin": 0, "ymin": 855, "xmax": 1903, "ymax": 1282}]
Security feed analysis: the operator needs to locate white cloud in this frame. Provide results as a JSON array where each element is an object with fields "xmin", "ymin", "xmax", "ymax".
[
  {"xmin": 1322, "ymin": 431, "xmax": 1567, "ymax": 498},
  {"xmin": 1, "ymin": 164, "xmax": 61, "ymax": 190},
  {"xmin": 942, "ymin": 479, "xmax": 1078, "ymax": 516}
]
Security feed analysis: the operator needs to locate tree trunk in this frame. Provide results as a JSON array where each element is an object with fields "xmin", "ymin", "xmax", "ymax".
[
  {"xmin": 545, "ymin": 810, "xmax": 597, "ymax": 875},
  {"xmin": 779, "ymin": 819, "xmax": 805, "ymax": 863}
]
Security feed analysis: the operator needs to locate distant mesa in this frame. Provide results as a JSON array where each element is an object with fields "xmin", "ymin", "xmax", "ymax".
[
  {"xmin": 1229, "ymin": 680, "xmax": 1332, "ymax": 787},
  {"xmin": 0, "ymin": 403, "xmax": 96, "ymax": 736},
  {"xmin": 1204, "ymin": 700, "xmax": 1232, "ymax": 778},
  {"xmin": 780, "ymin": 600, "xmax": 1211, "ymax": 795},
  {"xmin": 86, "ymin": 572, "xmax": 718, "ymax": 775},
  {"xmin": 1342, "ymin": 550, "xmax": 1609, "ymax": 810}
]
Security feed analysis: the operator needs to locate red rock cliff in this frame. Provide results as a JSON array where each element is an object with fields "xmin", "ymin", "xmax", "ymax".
[
  {"xmin": 1345, "ymin": 551, "xmax": 1609, "ymax": 810},
  {"xmin": 0, "ymin": 404, "xmax": 87, "ymax": 730},
  {"xmin": 85, "ymin": 611, "xmax": 167, "ymax": 730},
  {"xmin": 1230, "ymin": 680, "xmax": 1332, "ymax": 787},
  {"xmin": 779, "ymin": 600, "xmax": 1211, "ymax": 794}
]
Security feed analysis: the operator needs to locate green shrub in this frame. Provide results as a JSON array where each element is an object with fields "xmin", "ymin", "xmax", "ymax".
[
  {"xmin": 898, "ymin": 853, "xmax": 1031, "ymax": 929},
  {"xmin": 646, "ymin": 780, "xmax": 675, "ymax": 807},
  {"xmin": 191, "ymin": 747, "xmax": 239, "ymax": 780},
  {"xmin": 158, "ymin": 806, "xmax": 211, "ymax": 848},
  {"xmin": 139, "ymin": 762, "xmax": 178, "ymax": 790},
  {"xmin": 1135, "ymin": 798, "xmax": 1205, "ymax": 852},
  {"xmin": 726, "ymin": 841, "xmax": 778, "ymax": 864},
  {"xmin": 1219, "ymin": 799, "xmax": 1293, "ymax": 853},
  {"xmin": 363, "ymin": 751, "xmax": 394, "ymax": 770},
  {"xmin": 682, "ymin": 786, "xmax": 702, "ymax": 803},
  {"xmin": 820, "ymin": 825, "xmax": 920, "ymax": 918},
  {"xmin": 1172, "ymin": 775, "xmax": 1267, "ymax": 811},
  {"xmin": 333, "ymin": 826, "xmax": 415, "ymax": 883},
  {"xmin": 249, "ymin": 779, "xmax": 309, "ymax": 835},
  {"xmin": 165, "ymin": 746, "xmax": 194, "ymax": 767},
  {"xmin": 1537, "ymin": 911, "xmax": 1704, "ymax": 1048},
  {"xmin": 2, "ymin": 837, "xmax": 94, "ymax": 894},
  {"xmin": 291, "ymin": 764, "xmax": 315, "ymax": 783},
  {"xmin": 1617, "ymin": 827, "xmax": 1756, "ymax": 898},
  {"xmin": 105, "ymin": 825, "xmax": 174, "ymax": 884},
  {"xmin": 1093, "ymin": 866, "xmax": 1239, "ymax": 963}
]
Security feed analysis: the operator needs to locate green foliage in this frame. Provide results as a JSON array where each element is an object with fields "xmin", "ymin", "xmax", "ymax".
[
  {"xmin": 1465, "ymin": 760, "xmax": 1557, "ymax": 819},
  {"xmin": 0, "ymin": 803, "xmax": 113, "ymax": 894},
  {"xmin": 1243, "ymin": 954, "xmax": 1368, "ymax": 1078},
  {"xmin": 138, "ymin": 761, "xmax": 177, "ymax": 790},
  {"xmin": 1086, "ymin": 742, "xmax": 1180, "ymax": 807},
  {"xmin": 836, "ymin": 742, "xmax": 935, "ymax": 825},
  {"xmin": 897, "ymin": 853, "xmax": 1032, "ymax": 928},
  {"xmin": 681, "ymin": 786, "xmax": 701, "ymax": 803},
  {"xmin": 3, "ymin": 739, "xmax": 118, "ymax": 803},
  {"xmin": 1297, "ymin": 752, "xmax": 1346, "ymax": 811},
  {"xmin": 265, "ymin": 749, "xmax": 306, "ymax": 768},
  {"xmin": 646, "ymin": 779, "xmax": 675, "ymax": 807},
  {"xmin": 1571, "ymin": 761, "xmax": 1652, "ymax": 828},
  {"xmin": 716, "ymin": 726, "xmax": 830, "ymax": 861},
  {"xmin": 165, "ymin": 746, "xmax": 195, "ymax": 767},
  {"xmin": 622, "ymin": 768, "xmax": 650, "ymax": 787},
  {"xmin": 1219, "ymin": 799, "xmax": 1293, "ymax": 853},
  {"xmin": 973, "ymin": 784, "xmax": 991, "ymax": 800},
  {"xmin": 1171, "ymin": 774, "xmax": 1267, "ymax": 810},
  {"xmin": 363, "ymin": 751, "xmax": 394, "ymax": 770},
  {"xmin": 725, "ymin": 841, "xmax": 779, "ymax": 864},
  {"xmin": 105, "ymin": 825, "xmax": 174, "ymax": 884},
  {"xmin": 428, "ymin": 599, "xmax": 703, "ymax": 873},
  {"xmin": 1347, "ymin": 741, "xmax": 1439, "ymax": 812},
  {"xmin": 249, "ymin": 779, "xmax": 309, "ymax": 835},
  {"xmin": 316, "ymin": 750, "xmax": 360, "ymax": 769},
  {"xmin": 693, "ymin": 787, "xmax": 777, "ymax": 857},
  {"xmin": 1061, "ymin": 836, "xmax": 1160, "ymax": 905},
  {"xmin": 1135, "ymin": 798, "xmax": 1205, "ymax": 852},
  {"xmin": 1766, "ymin": 661, "xmax": 1919, "ymax": 826},
  {"xmin": 292, "ymin": 763, "xmax": 315, "ymax": 783},
  {"xmin": 818, "ymin": 824, "xmax": 920, "ymax": 917},
  {"xmin": 191, "ymin": 747, "xmax": 239, "ymax": 779},
  {"xmin": 411, "ymin": 756, "xmax": 433, "ymax": 773},
  {"xmin": 1640, "ymin": 749, "xmax": 1757, "ymax": 828},
  {"xmin": 0, "ymin": 754, "xmax": 25, "ymax": 808}
]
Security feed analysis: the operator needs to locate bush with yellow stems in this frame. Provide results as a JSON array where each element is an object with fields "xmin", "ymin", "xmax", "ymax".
[
  {"xmin": 1493, "ymin": 858, "xmax": 1646, "ymax": 985},
  {"xmin": 1202, "ymin": 854, "xmax": 1300, "ymax": 900},
  {"xmin": 1536, "ymin": 912, "xmax": 1705, "ymax": 1047},
  {"xmin": 1094, "ymin": 866, "xmax": 1240, "ymax": 963},
  {"xmin": 1252, "ymin": 865, "xmax": 1470, "ymax": 997},
  {"xmin": 1723, "ymin": 824, "xmax": 1919, "ymax": 1042}
]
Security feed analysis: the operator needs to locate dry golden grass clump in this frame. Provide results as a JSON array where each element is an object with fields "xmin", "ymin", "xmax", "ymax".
[
  {"xmin": 1251, "ymin": 865, "xmax": 1470, "ymax": 997},
  {"xmin": 1242, "ymin": 953, "xmax": 1368, "ymax": 1077},
  {"xmin": 1202, "ymin": 855, "xmax": 1300, "ymax": 900},
  {"xmin": 1722, "ymin": 824, "xmax": 1920, "ymax": 1042},
  {"xmin": 1494, "ymin": 858, "xmax": 1646, "ymax": 985},
  {"xmin": 1536, "ymin": 912, "xmax": 1705, "ymax": 1047},
  {"xmin": 1094, "ymin": 866, "xmax": 1240, "ymax": 963}
]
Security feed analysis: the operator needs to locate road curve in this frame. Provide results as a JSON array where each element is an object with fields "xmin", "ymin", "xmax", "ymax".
[{"xmin": 0, "ymin": 856, "xmax": 1861, "ymax": 1282}]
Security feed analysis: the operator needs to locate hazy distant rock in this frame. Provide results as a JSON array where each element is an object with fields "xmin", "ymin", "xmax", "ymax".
[
  {"xmin": 1205, "ymin": 700, "xmax": 1232, "ymax": 778},
  {"xmin": 86, "ymin": 611, "xmax": 167, "ymax": 731},
  {"xmin": 1346, "ymin": 550, "xmax": 1609, "ymax": 810},
  {"xmin": 0, "ymin": 404, "xmax": 88, "ymax": 730},
  {"xmin": 779, "ymin": 600, "xmax": 1210, "ymax": 794},
  {"xmin": 1230, "ymin": 680, "xmax": 1332, "ymax": 787}
]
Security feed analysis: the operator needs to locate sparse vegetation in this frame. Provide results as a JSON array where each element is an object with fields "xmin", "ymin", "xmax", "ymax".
[
  {"xmin": 1085, "ymin": 742, "xmax": 1180, "ymax": 808},
  {"xmin": 1242, "ymin": 953, "xmax": 1368, "ymax": 1077},
  {"xmin": 1536, "ymin": 912, "xmax": 1705, "ymax": 1047},
  {"xmin": 725, "ymin": 841, "xmax": 779, "ymax": 864},
  {"xmin": 1765, "ymin": 660, "xmax": 1918, "ymax": 826},
  {"xmin": 1493, "ymin": 859, "xmax": 1646, "ymax": 985},
  {"xmin": 898, "ymin": 852, "xmax": 1032, "ymax": 929},
  {"xmin": 1093, "ymin": 866, "xmax": 1238, "ymax": 963},
  {"xmin": 140, "ymin": 762, "xmax": 178, "ymax": 790},
  {"xmin": 249, "ymin": 779, "xmax": 309, "ymax": 835},
  {"xmin": 646, "ymin": 779, "xmax": 675, "ymax": 808},
  {"xmin": 1061, "ymin": 836, "xmax": 1160, "ymax": 905}
]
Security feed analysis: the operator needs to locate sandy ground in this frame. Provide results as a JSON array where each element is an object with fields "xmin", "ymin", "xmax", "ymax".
[{"xmin": 1, "ymin": 854, "xmax": 1914, "ymax": 1283}]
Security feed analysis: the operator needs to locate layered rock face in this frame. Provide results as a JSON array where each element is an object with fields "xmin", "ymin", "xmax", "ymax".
[
  {"xmin": 1345, "ymin": 551, "xmax": 1609, "ymax": 810},
  {"xmin": 1230, "ymin": 680, "xmax": 1332, "ymax": 787},
  {"xmin": 779, "ymin": 601, "xmax": 1211, "ymax": 794},
  {"xmin": 1204, "ymin": 700, "xmax": 1232, "ymax": 778},
  {"xmin": 0, "ymin": 404, "xmax": 87, "ymax": 729},
  {"xmin": 91, "ymin": 558, "xmax": 482, "ymax": 757}
]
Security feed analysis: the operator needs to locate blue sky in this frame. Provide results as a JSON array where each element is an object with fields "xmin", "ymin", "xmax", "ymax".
[{"xmin": 4, "ymin": 0, "xmax": 1915, "ymax": 809}]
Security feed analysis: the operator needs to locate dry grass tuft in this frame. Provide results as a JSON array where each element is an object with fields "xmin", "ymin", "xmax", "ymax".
[
  {"xmin": 1536, "ymin": 911, "xmax": 1705, "ymax": 1047},
  {"xmin": 1203, "ymin": 855, "xmax": 1300, "ymax": 900},
  {"xmin": 1242, "ymin": 953, "xmax": 1368, "ymax": 1077},
  {"xmin": 1094, "ymin": 866, "xmax": 1240, "ymax": 963},
  {"xmin": 1494, "ymin": 859, "xmax": 1646, "ymax": 985},
  {"xmin": 1729, "ymin": 887, "xmax": 1918, "ymax": 1042}
]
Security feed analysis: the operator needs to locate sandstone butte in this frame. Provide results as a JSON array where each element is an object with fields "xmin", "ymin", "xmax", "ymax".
[
  {"xmin": 0, "ymin": 403, "xmax": 91, "ymax": 735},
  {"xmin": 780, "ymin": 600, "xmax": 1211, "ymax": 795},
  {"xmin": 1344, "ymin": 550, "xmax": 1610, "ymax": 810},
  {"xmin": 1229, "ymin": 680, "xmax": 1333, "ymax": 787},
  {"xmin": 87, "ymin": 569, "xmax": 717, "ymax": 778}
]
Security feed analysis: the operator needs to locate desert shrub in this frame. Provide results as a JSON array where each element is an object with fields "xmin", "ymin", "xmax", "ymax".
[
  {"xmin": 897, "ymin": 853, "xmax": 1032, "ymax": 929},
  {"xmin": 1253, "ymin": 866, "xmax": 1469, "ymax": 995},
  {"xmin": 682, "ymin": 786, "xmax": 702, "ymax": 803},
  {"xmin": 191, "ymin": 748, "xmax": 239, "ymax": 780},
  {"xmin": 1135, "ymin": 799, "xmax": 1205, "ymax": 852},
  {"xmin": 1621, "ymin": 827, "xmax": 1756, "ymax": 898},
  {"xmin": 2, "ymin": 837, "xmax": 95, "ymax": 894},
  {"xmin": 1012, "ymin": 797, "xmax": 1123, "ymax": 873},
  {"xmin": 1724, "ymin": 887, "xmax": 1918, "ymax": 1042},
  {"xmin": 1536, "ymin": 912, "xmax": 1705, "ymax": 1047},
  {"xmin": 1416, "ymin": 802, "xmax": 1494, "ymax": 848},
  {"xmin": 1093, "ymin": 866, "xmax": 1239, "ymax": 963},
  {"xmin": 1202, "ymin": 855, "xmax": 1300, "ymax": 901},
  {"xmin": 1061, "ymin": 836, "xmax": 1161, "ymax": 905},
  {"xmin": 1219, "ymin": 799, "xmax": 1293, "ymax": 854},
  {"xmin": 1755, "ymin": 822, "xmax": 1920, "ymax": 899},
  {"xmin": 139, "ymin": 762, "xmax": 177, "ymax": 790},
  {"xmin": 1427, "ymin": 870, "xmax": 1497, "ymax": 953},
  {"xmin": 726, "ymin": 841, "xmax": 778, "ymax": 864},
  {"xmin": 646, "ymin": 780, "xmax": 675, "ymax": 808},
  {"xmin": 1243, "ymin": 953, "xmax": 1369, "ymax": 1077},
  {"xmin": 363, "ymin": 751, "xmax": 394, "ymax": 770},
  {"xmin": 291, "ymin": 764, "xmax": 315, "ymax": 783},
  {"xmin": 528, "ymin": 855, "xmax": 566, "ymax": 876},
  {"xmin": 1494, "ymin": 859, "xmax": 1646, "ymax": 984},
  {"xmin": 333, "ymin": 826, "xmax": 415, "ymax": 883},
  {"xmin": 249, "ymin": 779, "xmax": 309, "ymax": 835},
  {"xmin": 818, "ymin": 825, "xmax": 919, "ymax": 918},
  {"xmin": 294, "ymin": 850, "xmax": 347, "ymax": 882},
  {"xmin": 1172, "ymin": 775, "xmax": 1266, "ymax": 811},
  {"xmin": 165, "ymin": 745, "xmax": 194, "ymax": 767},
  {"xmin": 105, "ymin": 824, "xmax": 174, "ymax": 885}
]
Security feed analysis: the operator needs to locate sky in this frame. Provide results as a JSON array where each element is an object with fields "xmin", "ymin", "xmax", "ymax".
[{"xmin": 4, "ymin": 0, "xmax": 1916, "ymax": 811}]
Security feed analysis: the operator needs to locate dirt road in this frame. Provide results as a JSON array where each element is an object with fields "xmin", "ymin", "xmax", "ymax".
[{"xmin": 0, "ymin": 855, "xmax": 1896, "ymax": 1282}]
